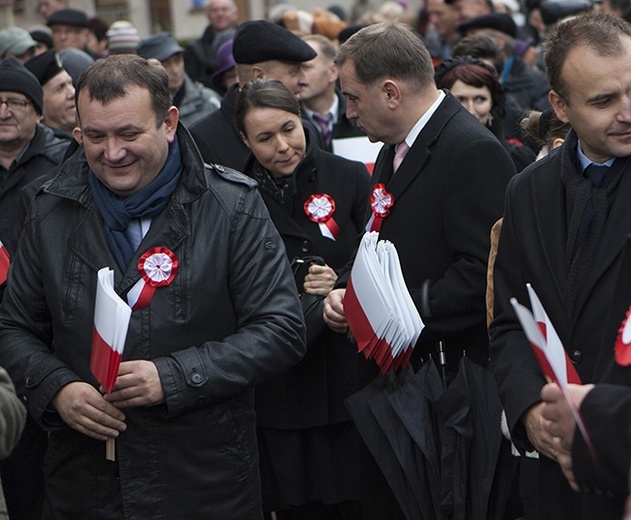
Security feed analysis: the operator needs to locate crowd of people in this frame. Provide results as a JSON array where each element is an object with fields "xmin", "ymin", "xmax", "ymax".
[{"xmin": 0, "ymin": 0, "xmax": 629, "ymax": 519}]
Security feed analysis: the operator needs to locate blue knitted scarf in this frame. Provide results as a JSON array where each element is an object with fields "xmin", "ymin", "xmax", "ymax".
[{"xmin": 89, "ymin": 135, "xmax": 183, "ymax": 271}]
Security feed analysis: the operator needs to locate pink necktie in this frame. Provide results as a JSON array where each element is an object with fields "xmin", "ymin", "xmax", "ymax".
[{"xmin": 393, "ymin": 141, "xmax": 410, "ymax": 173}]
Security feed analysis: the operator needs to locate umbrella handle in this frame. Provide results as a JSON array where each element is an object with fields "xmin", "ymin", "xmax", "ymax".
[{"xmin": 438, "ymin": 340, "xmax": 448, "ymax": 387}]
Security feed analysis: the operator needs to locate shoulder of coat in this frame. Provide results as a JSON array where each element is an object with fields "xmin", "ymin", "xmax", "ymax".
[{"xmin": 206, "ymin": 163, "xmax": 257, "ymax": 188}]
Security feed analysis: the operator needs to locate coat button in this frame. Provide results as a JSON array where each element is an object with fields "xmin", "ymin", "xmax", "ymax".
[
  {"xmin": 191, "ymin": 373, "xmax": 203, "ymax": 384},
  {"xmin": 301, "ymin": 240, "xmax": 311, "ymax": 253},
  {"xmin": 195, "ymin": 396, "xmax": 206, "ymax": 406},
  {"xmin": 569, "ymin": 349, "xmax": 582, "ymax": 364}
]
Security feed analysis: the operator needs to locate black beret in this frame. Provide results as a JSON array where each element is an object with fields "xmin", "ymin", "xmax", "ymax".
[
  {"xmin": 459, "ymin": 13, "xmax": 518, "ymax": 39},
  {"xmin": 136, "ymin": 32, "xmax": 184, "ymax": 62},
  {"xmin": 233, "ymin": 20, "xmax": 317, "ymax": 64},
  {"xmin": 24, "ymin": 49, "xmax": 64, "ymax": 86},
  {"xmin": 0, "ymin": 58, "xmax": 43, "ymax": 114},
  {"xmin": 30, "ymin": 28, "xmax": 54, "ymax": 50},
  {"xmin": 47, "ymin": 8, "xmax": 89, "ymax": 29},
  {"xmin": 539, "ymin": 0, "xmax": 593, "ymax": 26}
]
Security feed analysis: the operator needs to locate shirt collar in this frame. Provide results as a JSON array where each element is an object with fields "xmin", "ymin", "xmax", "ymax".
[
  {"xmin": 577, "ymin": 140, "xmax": 615, "ymax": 171},
  {"xmin": 402, "ymin": 90, "xmax": 446, "ymax": 148},
  {"xmin": 303, "ymin": 94, "xmax": 339, "ymax": 124}
]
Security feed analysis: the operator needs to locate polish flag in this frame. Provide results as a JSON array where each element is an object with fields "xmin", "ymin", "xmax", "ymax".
[
  {"xmin": 510, "ymin": 287, "xmax": 581, "ymax": 387},
  {"xmin": 0, "ymin": 241, "xmax": 10, "ymax": 285},
  {"xmin": 90, "ymin": 268, "xmax": 132, "ymax": 393},
  {"xmin": 332, "ymin": 136, "xmax": 382, "ymax": 176},
  {"xmin": 511, "ymin": 284, "xmax": 594, "ymax": 458},
  {"xmin": 525, "ymin": 284, "xmax": 581, "ymax": 385}
]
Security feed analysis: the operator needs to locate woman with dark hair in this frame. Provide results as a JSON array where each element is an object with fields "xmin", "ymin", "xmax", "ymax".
[
  {"xmin": 435, "ymin": 56, "xmax": 536, "ymax": 172},
  {"xmin": 236, "ymin": 78, "xmax": 375, "ymax": 520}
]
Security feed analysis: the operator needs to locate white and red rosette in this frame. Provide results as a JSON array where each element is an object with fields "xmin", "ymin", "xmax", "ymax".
[
  {"xmin": 304, "ymin": 193, "xmax": 340, "ymax": 241},
  {"xmin": 127, "ymin": 247, "xmax": 179, "ymax": 311},
  {"xmin": 366, "ymin": 183, "xmax": 394, "ymax": 233},
  {"xmin": 614, "ymin": 304, "xmax": 631, "ymax": 366}
]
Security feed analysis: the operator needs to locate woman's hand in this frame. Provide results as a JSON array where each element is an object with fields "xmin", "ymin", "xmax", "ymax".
[{"xmin": 303, "ymin": 263, "xmax": 337, "ymax": 297}]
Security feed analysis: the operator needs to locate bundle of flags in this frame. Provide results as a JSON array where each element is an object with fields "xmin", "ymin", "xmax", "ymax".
[{"xmin": 344, "ymin": 232, "xmax": 424, "ymax": 373}]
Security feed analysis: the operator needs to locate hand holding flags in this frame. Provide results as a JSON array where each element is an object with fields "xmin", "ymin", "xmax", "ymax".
[
  {"xmin": 344, "ymin": 232, "xmax": 424, "ymax": 373},
  {"xmin": 90, "ymin": 267, "xmax": 132, "ymax": 460},
  {"xmin": 510, "ymin": 284, "xmax": 594, "ymax": 458}
]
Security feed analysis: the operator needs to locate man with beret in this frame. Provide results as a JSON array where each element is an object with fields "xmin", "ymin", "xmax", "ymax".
[
  {"xmin": 25, "ymin": 49, "xmax": 76, "ymax": 140},
  {"xmin": 137, "ymin": 32, "xmax": 221, "ymax": 128},
  {"xmin": 0, "ymin": 27, "xmax": 38, "ymax": 63},
  {"xmin": 190, "ymin": 19, "xmax": 320, "ymax": 173},
  {"xmin": 0, "ymin": 56, "xmax": 68, "ymax": 520},
  {"xmin": 47, "ymin": 7, "xmax": 99, "ymax": 59}
]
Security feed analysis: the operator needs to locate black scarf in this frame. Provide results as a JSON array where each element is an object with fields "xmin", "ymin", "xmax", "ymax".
[
  {"xmin": 89, "ymin": 136, "xmax": 183, "ymax": 271},
  {"xmin": 561, "ymin": 130, "xmax": 624, "ymax": 317},
  {"xmin": 253, "ymin": 161, "xmax": 297, "ymax": 215}
]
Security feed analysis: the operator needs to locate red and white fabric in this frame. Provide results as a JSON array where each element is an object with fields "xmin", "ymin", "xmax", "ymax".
[
  {"xmin": 90, "ymin": 268, "xmax": 132, "ymax": 393},
  {"xmin": 365, "ymin": 184, "xmax": 394, "ymax": 233},
  {"xmin": 344, "ymin": 232, "xmax": 423, "ymax": 373},
  {"xmin": 614, "ymin": 305, "xmax": 631, "ymax": 367},
  {"xmin": 0, "ymin": 241, "xmax": 10, "ymax": 285},
  {"xmin": 304, "ymin": 193, "xmax": 340, "ymax": 241},
  {"xmin": 127, "ymin": 247, "xmax": 178, "ymax": 311}
]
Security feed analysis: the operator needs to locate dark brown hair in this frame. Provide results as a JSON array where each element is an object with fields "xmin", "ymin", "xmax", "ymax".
[
  {"xmin": 75, "ymin": 54, "xmax": 172, "ymax": 127},
  {"xmin": 235, "ymin": 78, "xmax": 300, "ymax": 136},
  {"xmin": 334, "ymin": 21, "xmax": 434, "ymax": 91},
  {"xmin": 543, "ymin": 13, "xmax": 631, "ymax": 103}
]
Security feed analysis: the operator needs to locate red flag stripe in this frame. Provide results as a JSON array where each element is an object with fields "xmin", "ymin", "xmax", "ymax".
[{"xmin": 90, "ymin": 326, "xmax": 121, "ymax": 393}]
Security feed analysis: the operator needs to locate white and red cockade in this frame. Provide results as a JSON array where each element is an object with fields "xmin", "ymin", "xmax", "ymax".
[
  {"xmin": 127, "ymin": 247, "xmax": 179, "ymax": 311},
  {"xmin": 366, "ymin": 183, "xmax": 394, "ymax": 233},
  {"xmin": 304, "ymin": 193, "xmax": 340, "ymax": 241}
]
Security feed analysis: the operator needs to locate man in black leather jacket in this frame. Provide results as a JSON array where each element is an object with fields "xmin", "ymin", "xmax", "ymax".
[{"xmin": 0, "ymin": 54, "xmax": 305, "ymax": 519}]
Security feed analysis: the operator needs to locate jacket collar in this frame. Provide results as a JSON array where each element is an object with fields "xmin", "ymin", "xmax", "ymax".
[
  {"xmin": 530, "ymin": 130, "xmax": 631, "ymax": 322},
  {"xmin": 54, "ymin": 125, "xmax": 204, "ymax": 290},
  {"xmin": 375, "ymin": 91, "xmax": 460, "ymax": 200}
]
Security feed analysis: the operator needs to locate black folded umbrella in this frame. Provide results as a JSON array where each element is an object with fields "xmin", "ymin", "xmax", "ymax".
[
  {"xmin": 367, "ymin": 365, "xmax": 440, "ymax": 519},
  {"xmin": 430, "ymin": 356, "xmax": 503, "ymax": 520},
  {"xmin": 347, "ymin": 355, "xmax": 506, "ymax": 520},
  {"xmin": 387, "ymin": 359, "xmax": 445, "ymax": 519},
  {"xmin": 344, "ymin": 370, "xmax": 424, "ymax": 520}
]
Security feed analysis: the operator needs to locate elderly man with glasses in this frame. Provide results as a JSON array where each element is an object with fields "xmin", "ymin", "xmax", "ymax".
[{"xmin": 0, "ymin": 57, "xmax": 68, "ymax": 520}]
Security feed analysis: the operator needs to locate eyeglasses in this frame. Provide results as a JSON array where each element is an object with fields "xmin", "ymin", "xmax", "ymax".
[{"xmin": 0, "ymin": 99, "xmax": 32, "ymax": 111}]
